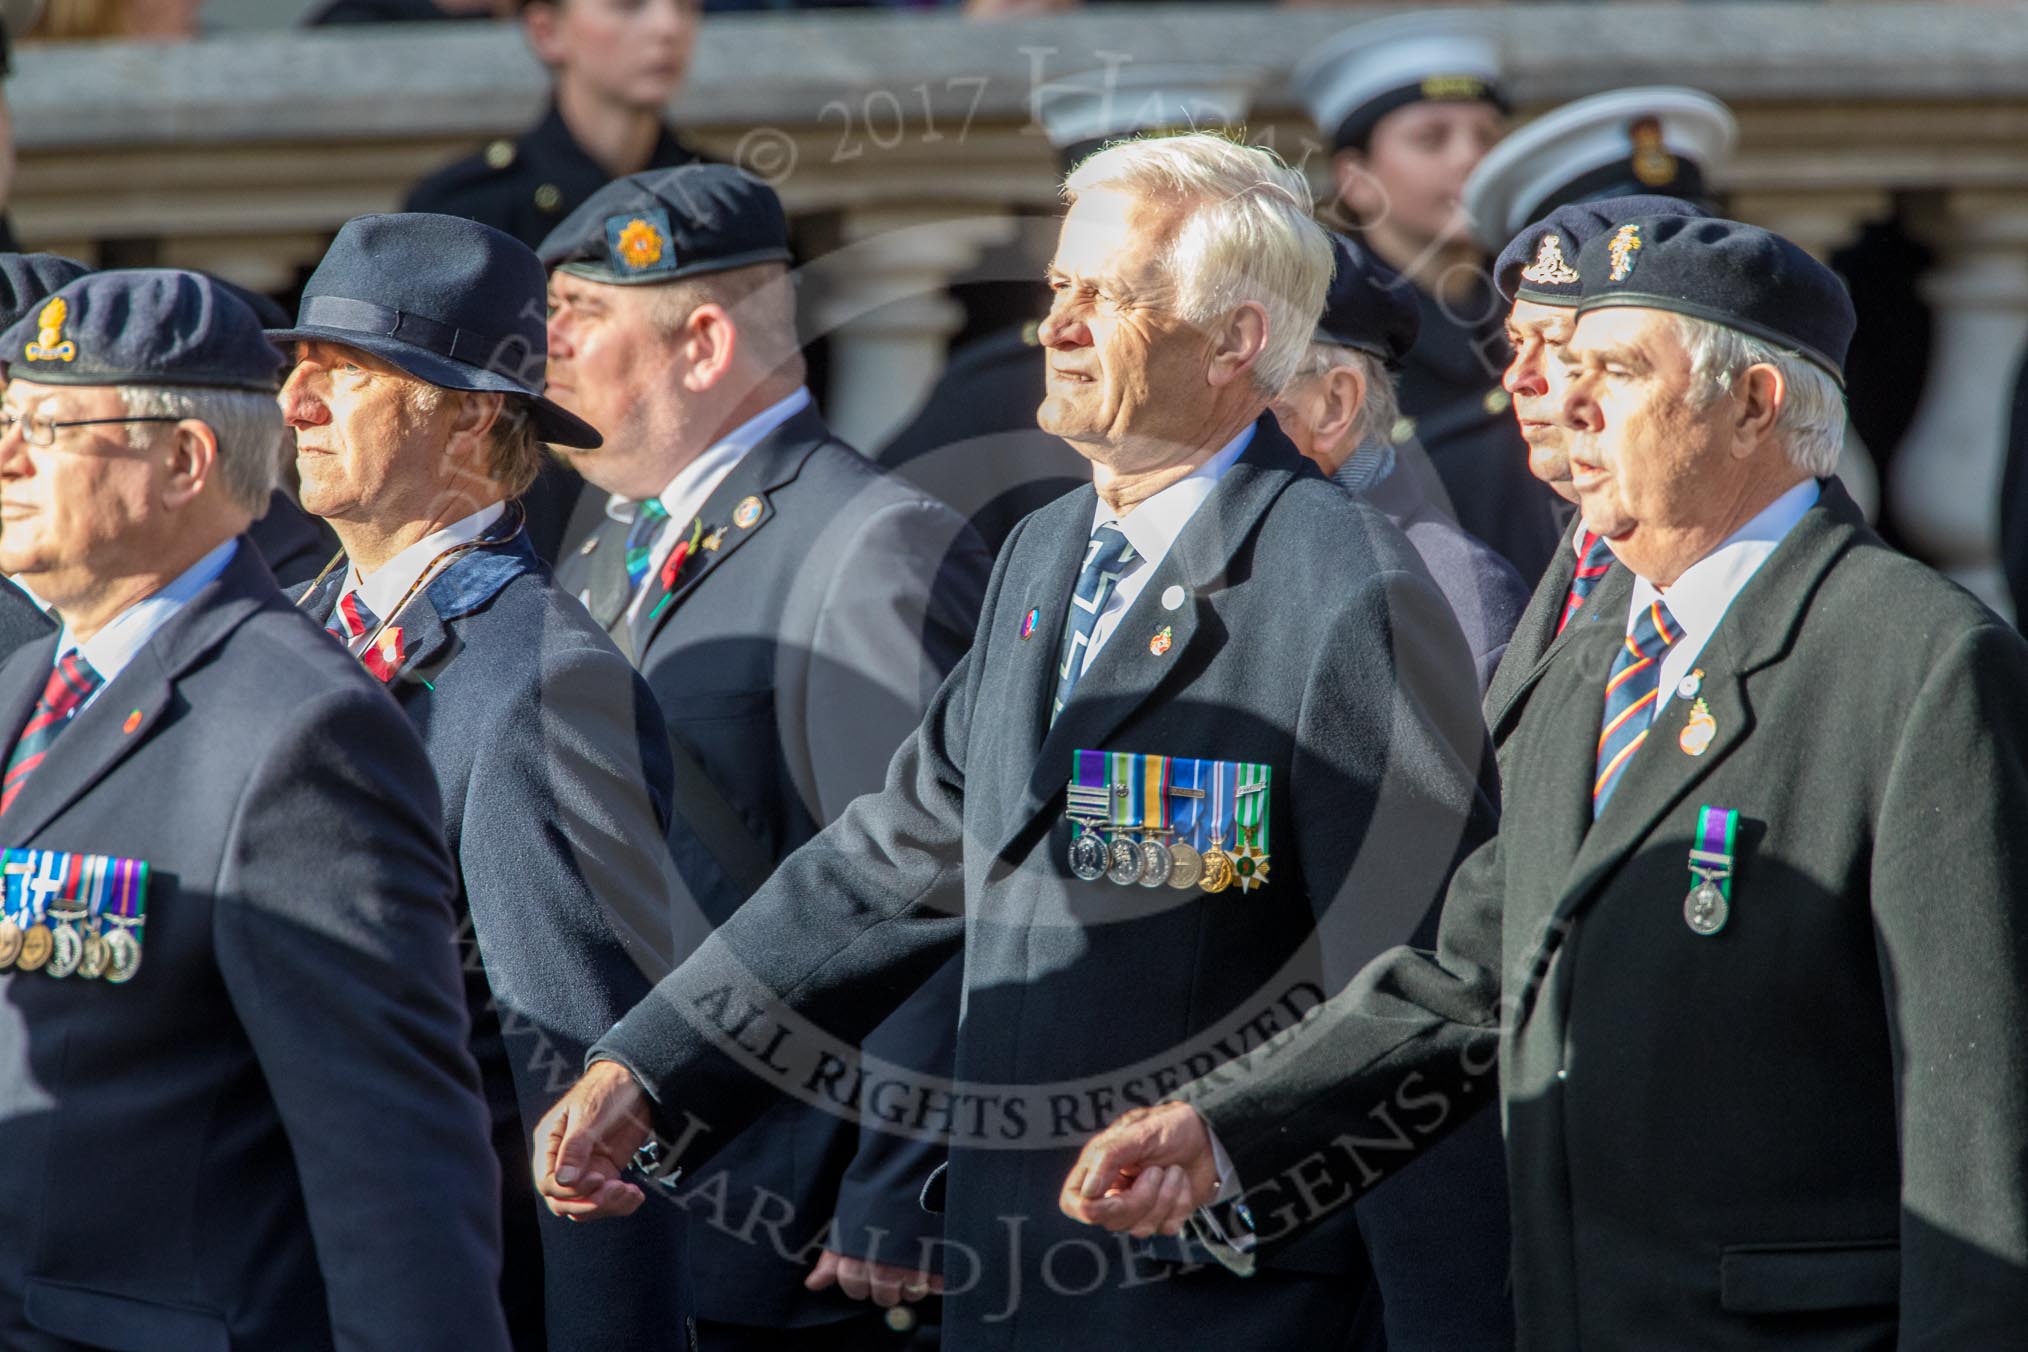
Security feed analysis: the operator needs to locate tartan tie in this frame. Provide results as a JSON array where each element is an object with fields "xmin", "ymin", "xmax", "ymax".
[
  {"xmin": 1594, "ymin": 597, "xmax": 1680, "ymax": 815},
  {"xmin": 624, "ymin": 499, "xmax": 672, "ymax": 592},
  {"xmin": 1051, "ymin": 522, "xmax": 1140, "ymax": 722},
  {"xmin": 1557, "ymin": 530, "xmax": 1616, "ymax": 636},
  {"xmin": 328, "ymin": 590, "xmax": 378, "ymax": 642},
  {"xmin": 2, "ymin": 651, "xmax": 104, "ymax": 815}
]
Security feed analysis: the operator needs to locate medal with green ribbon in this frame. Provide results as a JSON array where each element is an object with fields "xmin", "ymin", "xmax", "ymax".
[
  {"xmin": 1684, "ymin": 804, "xmax": 1738, "ymax": 936},
  {"xmin": 1066, "ymin": 750, "xmax": 1111, "ymax": 881},
  {"xmin": 1230, "ymin": 763, "xmax": 1271, "ymax": 893}
]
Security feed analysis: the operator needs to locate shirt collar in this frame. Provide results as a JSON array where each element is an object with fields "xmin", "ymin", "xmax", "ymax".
[
  {"xmin": 58, "ymin": 537, "xmax": 238, "ymax": 689},
  {"xmin": 604, "ymin": 388, "xmax": 813, "ymax": 526},
  {"xmin": 1627, "ymin": 478, "xmax": 1820, "ymax": 643},
  {"xmin": 1093, "ymin": 422, "xmax": 1255, "ymax": 566},
  {"xmin": 344, "ymin": 502, "xmax": 505, "ymax": 623}
]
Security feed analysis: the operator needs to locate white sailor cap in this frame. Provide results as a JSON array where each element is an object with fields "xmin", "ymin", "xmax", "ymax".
[
  {"xmin": 1293, "ymin": 13, "xmax": 1505, "ymax": 153},
  {"xmin": 1035, "ymin": 64, "xmax": 1260, "ymax": 168},
  {"xmin": 1463, "ymin": 86, "xmax": 1737, "ymax": 251}
]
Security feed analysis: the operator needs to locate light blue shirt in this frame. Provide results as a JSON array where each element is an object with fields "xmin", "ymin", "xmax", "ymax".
[{"xmin": 55, "ymin": 538, "xmax": 238, "ymax": 710}]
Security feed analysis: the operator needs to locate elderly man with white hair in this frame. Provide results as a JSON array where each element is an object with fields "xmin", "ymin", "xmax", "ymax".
[
  {"xmin": 533, "ymin": 132, "xmax": 1500, "ymax": 1347},
  {"xmin": 1065, "ymin": 215, "xmax": 2028, "ymax": 1350}
]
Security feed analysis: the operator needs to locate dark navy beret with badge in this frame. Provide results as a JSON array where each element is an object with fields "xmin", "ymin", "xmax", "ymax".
[
  {"xmin": 269, "ymin": 212, "xmax": 600, "ymax": 448},
  {"xmin": 537, "ymin": 163, "xmax": 793, "ymax": 287},
  {"xmin": 1494, "ymin": 195, "xmax": 1706, "ymax": 307},
  {"xmin": 1574, "ymin": 214, "xmax": 1857, "ymax": 384},
  {"xmin": 1, "ymin": 267, "xmax": 284, "ymax": 392},
  {"xmin": 1315, "ymin": 233, "xmax": 1419, "ymax": 367},
  {"xmin": 0, "ymin": 253, "xmax": 91, "ymax": 336}
]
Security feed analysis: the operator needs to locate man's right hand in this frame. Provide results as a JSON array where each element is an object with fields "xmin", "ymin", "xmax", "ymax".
[
  {"xmin": 1057, "ymin": 1101, "xmax": 1221, "ymax": 1238},
  {"xmin": 533, "ymin": 1060, "xmax": 655, "ymax": 1220}
]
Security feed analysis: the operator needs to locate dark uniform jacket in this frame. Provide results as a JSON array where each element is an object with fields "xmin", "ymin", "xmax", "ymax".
[
  {"xmin": 0, "ymin": 542, "xmax": 508, "ymax": 1352},
  {"xmin": 294, "ymin": 532, "xmax": 691, "ymax": 1352},
  {"xmin": 591, "ymin": 418, "xmax": 1502, "ymax": 1350},
  {"xmin": 406, "ymin": 103, "xmax": 709, "ymax": 563},
  {"xmin": 556, "ymin": 406, "xmax": 991, "ymax": 1329},
  {"xmin": 875, "ymin": 322, "xmax": 1092, "ymax": 556},
  {"xmin": 1188, "ymin": 481, "xmax": 2028, "ymax": 1351},
  {"xmin": 0, "ymin": 578, "xmax": 53, "ymax": 663},
  {"xmin": 1394, "ymin": 279, "xmax": 1563, "ymax": 587}
]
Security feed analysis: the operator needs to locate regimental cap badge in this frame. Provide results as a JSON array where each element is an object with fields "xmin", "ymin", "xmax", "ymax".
[
  {"xmin": 1420, "ymin": 73, "xmax": 1489, "ymax": 101},
  {"xmin": 24, "ymin": 298, "xmax": 77, "ymax": 364},
  {"xmin": 1628, "ymin": 115, "xmax": 1680, "ymax": 188},
  {"xmin": 1520, "ymin": 233, "xmax": 1580, "ymax": 287},
  {"xmin": 1607, "ymin": 223, "xmax": 1644, "ymax": 282},
  {"xmin": 605, "ymin": 207, "xmax": 678, "ymax": 277}
]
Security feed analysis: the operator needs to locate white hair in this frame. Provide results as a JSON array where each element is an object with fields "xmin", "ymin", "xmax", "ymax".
[
  {"xmin": 120, "ymin": 385, "xmax": 283, "ymax": 515},
  {"xmin": 1063, "ymin": 132, "xmax": 1335, "ymax": 396},
  {"xmin": 1293, "ymin": 340, "xmax": 1400, "ymax": 455},
  {"xmin": 1671, "ymin": 315, "xmax": 1847, "ymax": 478}
]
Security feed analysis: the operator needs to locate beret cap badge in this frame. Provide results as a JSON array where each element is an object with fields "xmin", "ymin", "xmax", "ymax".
[
  {"xmin": 1607, "ymin": 223, "xmax": 1644, "ymax": 282},
  {"xmin": 24, "ymin": 299, "xmax": 77, "ymax": 363},
  {"xmin": 1520, "ymin": 234, "xmax": 1580, "ymax": 288},
  {"xmin": 606, "ymin": 208, "xmax": 677, "ymax": 276}
]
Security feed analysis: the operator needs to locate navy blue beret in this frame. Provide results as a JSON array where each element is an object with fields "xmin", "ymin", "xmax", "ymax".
[
  {"xmin": 0, "ymin": 254, "xmax": 91, "ymax": 337},
  {"xmin": 1494, "ymin": 195, "xmax": 1705, "ymax": 307},
  {"xmin": 537, "ymin": 164, "xmax": 792, "ymax": 286},
  {"xmin": 1315, "ymin": 233, "xmax": 1419, "ymax": 366},
  {"xmin": 1574, "ymin": 214, "xmax": 1856, "ymax": 384},
  {"xmin": 1, "ymin": 268, "xmax": 284, "ymax": 392}
]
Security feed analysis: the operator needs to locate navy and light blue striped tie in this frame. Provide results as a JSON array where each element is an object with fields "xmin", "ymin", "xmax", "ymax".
[
  {"xmin": 624, "ymin": 499, "xmax": 672, "ymax": 591},
  {"xmin": 1593, "ymin": 597, "xmax": 1680, "ymax": 815},
  {"xmin": 1050, "ymin": 523, "xmax": 1139, "ymax": 723}
]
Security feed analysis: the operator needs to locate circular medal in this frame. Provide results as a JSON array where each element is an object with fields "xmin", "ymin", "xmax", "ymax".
[
  {"xmin": 18, "ymin": 923, "xmax": 53, "ymax": 972},
  {"xmin": 1106, "ymin": 836, "xmax": 1144, "ymax": 886},
  {"xmin": 46, "ymin": 923, "xmax": 81, "ymax": 979},
  {"xmin": 1068, "ymin": 829, "xmax": 1108, "ymax": 882},
  {"xmin": 1684, "ymin": 881, "xmax": 1729, "ymax": 936},
  {"xmin": 80, "ymin": 933, "xmax": 109, "ymax": 980},
  {"xmin": 1200, "ymin": 848, "xmax": 1234, "ymax": 894},
  {"xmin": 1165, "ymin": 842, "xmax": 1204, "ymax": 890},
  {"xmin": 1136, "ymin": 838, "xmax": 1172, "ymax": 888},
  {"xmin": 0, "ymin": 918, "xmax": 20, "ymax": 970},
  {"xmin": 104, "ymin": 928, "xmax": 142, "ymax": 984}
]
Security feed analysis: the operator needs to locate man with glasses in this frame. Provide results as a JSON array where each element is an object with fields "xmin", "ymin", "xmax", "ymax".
[
  {"xmin": 0, "ymin": 268, "xmax": 508, "ymax": 1351},
  {"xmin": 0, "ymin": 252, "xmax": 90, "ymax": 658}
]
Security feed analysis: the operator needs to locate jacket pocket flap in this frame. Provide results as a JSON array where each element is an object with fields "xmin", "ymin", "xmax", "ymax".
[
  {"xmin": 1719, "ymin": 1240, "xmax": 1899, "ymax": 1314},
  {"xmin": 25, "ymin": 1277, "xmax": 229, "ymax": 1352}
]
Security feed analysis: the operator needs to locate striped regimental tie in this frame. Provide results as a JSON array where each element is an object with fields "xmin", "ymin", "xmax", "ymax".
[
  {"xmin": 624, "ymin": 498, "xmax": 673, "ymax": 592},
  {"xmin": 1558, "ymin": 530, "xmax": 1616, "ymax": 636},
  {"xmin": 1050, "ymin": 522, "xmax": 1140, "ymax": 723},
  {"xmin": 328, "ymin": 590, "xmax": 378, "ymax": 643},
  {"xmin": 1, "ymin": 651, "xmax": 104, "ymax": 814},
  {"xmin": 1593, "ymin": 597, "xmax": 1680, "ymax": 815}
]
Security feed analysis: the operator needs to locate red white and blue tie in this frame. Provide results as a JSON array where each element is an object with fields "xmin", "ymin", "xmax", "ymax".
[
  {"xmin": 1558, "ymin": 530, "xmax": 1616, "ymax": 636},
  {"xmin": 328, "ymin": 590, "xmax": 378, "ymax": 644}
]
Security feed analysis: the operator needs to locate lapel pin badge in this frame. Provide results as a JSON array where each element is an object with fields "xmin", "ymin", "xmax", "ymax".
[
  {"xmin": 703, "ymin": 527, "xmax": 726, "ymax": 553},
  {"xmin": 733, "ymin": 495, "xmax": 764, "ymax": 530},
  {"xmin": 1149, "ymin": 625, "xmax": 1173, "ymax": 656},
  {"xmin": 1019, "ymin": 607, "xmax": 1039, "ymax": 641},
  {"xmin": 122, "ymin": 708, "xmax": 143, "ymax": 736},
  {"xmin": 1677, "ymin": 668, "xmax": 1703, "ymax": 700},
  {"xmin": 577, "ymin": 535, "xmax": 599, "ymax": 557},
  {"xmin": 1679, "ymin": 696, "xmax": 1717, "ymax": 756},
  {"xmin": 1160, "ymin": 585, "xmax": 1186, "ymax": 612}
]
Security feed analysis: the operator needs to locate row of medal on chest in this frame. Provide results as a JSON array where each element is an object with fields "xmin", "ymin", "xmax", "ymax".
[{"xmin": 0, "ymin": 849, "xmax": 150, "ymax": 983}]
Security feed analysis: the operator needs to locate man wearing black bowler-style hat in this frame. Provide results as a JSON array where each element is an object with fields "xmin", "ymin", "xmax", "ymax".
[
  {"xmin": 0, "ymin": 268, "xmax": 509, "ymax": 1351},
  {"xmin": 540, "ymin": 162, "xmax": 990, "ymax": 1352},
  {"xmin": 272, "ymin": 212, "xmax": 696, "ymax": 1352},
  {"xmin": 1066, "ymin": 214, "xmax": 2028, "ymax": 1348},
  {"xmin": 0, "ymin": 252, "xmax": 91, "ymax": 658}
]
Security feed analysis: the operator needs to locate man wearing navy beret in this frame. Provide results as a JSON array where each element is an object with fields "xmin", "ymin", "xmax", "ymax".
[
  {"xmin": 274, "ymin": 212, "xmax": 695, "ymax": 1352},
  {"xmin": 0, "ymin": 269, "xmax": 510, "ymax": 1350},
  {"xmin": 1275, "ymin": 232, "xmax": 1527, "ymax": 695},
  {"xmin": 1067, "ymin": 215, "xmax": 2028, "ymax": 1350}
]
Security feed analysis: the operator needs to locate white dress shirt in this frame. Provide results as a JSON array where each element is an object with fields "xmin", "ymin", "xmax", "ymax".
[
  {"xmin": 597, "ymin": 387, "xmax": 813, "ymax": 625},
  {"xmin": 56, "ymin": 537, "xmax": 239, "ymax": 711},
  {"xmin": 1624, "ymin": 478, "xmax": 1818, "ymax": 723},
  {"xmin": 1070, "ymin": 423, "xmax": 1254, "ymax": 679},
  {"xmin": 334, "ymin": 502, "xmax": 506, "ymax": 654}
]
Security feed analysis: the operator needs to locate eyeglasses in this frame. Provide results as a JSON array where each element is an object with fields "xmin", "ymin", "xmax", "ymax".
[{"xmin": 0, "ymin": 410, "xmax": 184, "ymax": 447}]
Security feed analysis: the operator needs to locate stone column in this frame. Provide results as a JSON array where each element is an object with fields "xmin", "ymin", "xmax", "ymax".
[
  {"xmin": 807, "ymin": 207, "xmax": 1020, "ymax": 452},
  {"xmin": 1887, "ymin": 190, "xmax": 2028, "ymax": 611}
]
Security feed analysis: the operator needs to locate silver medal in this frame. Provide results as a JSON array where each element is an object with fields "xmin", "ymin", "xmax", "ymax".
[
  {"xmin": 46, "ymin": 922, "xmax": 82, "ymax": 979},
  {"xmin": 1069, "ymin": 829, "xmax": 1108, "ymax": 882},
  {"xmin": 1684, "ymin": 880, "xmax": 1729, "ymax": 936},
  {"xmin": 1106, "ymin": 836, "xmax": 1144, "ymax": 886},
  {"xmin": 1136, "ymin": 838, "xmax": 1172, "ymax": 888}
]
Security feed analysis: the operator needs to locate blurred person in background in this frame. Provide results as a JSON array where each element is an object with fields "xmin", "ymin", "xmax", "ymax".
[
  {"xmin": 407, "ymin": 0, "xmax": 708, "ymax": 564},
  {"xmin": 308, "ymin": 0, "xmax": 514, "ymax": 21},
  {"xmin": 1296, "ymin": 13, "xmax": 1562, "ymax": 586},
  {"xmin": 23, "ymin": 0, "xmax": 200, "ymax": 40}
]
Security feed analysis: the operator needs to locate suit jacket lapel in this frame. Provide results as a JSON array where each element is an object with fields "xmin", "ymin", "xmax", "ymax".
[
  {"xmin": 0, "ymin": 540, "xmax": 270, "ymax": 843},
  {"xmin": 630, "ymin": 408, "xmax": 828, "ymax": 655},
  {"xmin": 996, "ymin": 416, "xmax": 1301, "ymax": 856},
  {"xmin": 581, "ymin": 514, "xmax": 633, "ymax": 634}
]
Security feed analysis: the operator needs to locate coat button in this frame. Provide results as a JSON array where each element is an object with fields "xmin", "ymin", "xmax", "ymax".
[
  {"xmin": 534, "ymin": 183, "xmax": 563, "ymax": 212},
  {"xmin": 484, "ymin": 138, "xmax": 515, "ymax": 169}
]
